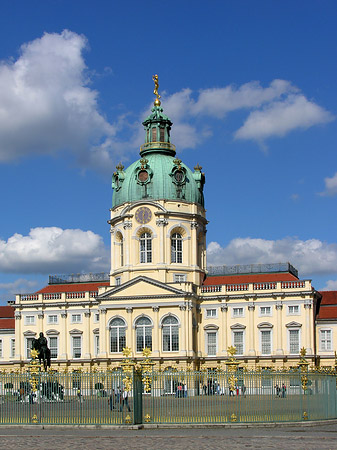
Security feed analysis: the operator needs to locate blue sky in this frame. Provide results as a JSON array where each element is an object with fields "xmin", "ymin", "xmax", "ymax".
[{"xmin": 0, "ymin": 0, "xmax": 336, "ymax": 303}]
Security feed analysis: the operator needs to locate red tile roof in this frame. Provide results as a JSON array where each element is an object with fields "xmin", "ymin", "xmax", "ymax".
[
  {"xmin": 0, "ymin": 306, "xmax": 15, "ymax": 330},
  {"xmin": 317, "ymin": 306, "xmax": 337, "ymax": 320},
  {"xmin": 318, "ymin": 291, "xmax": 337, "ymax": 305},
  {"xmin": 36, "ymin": 281, "xmax": 110, "ymax": 294},
  {"xmin": 0, "ymin": 306, "xmax": 14, "ymax": 318},
  {"xmin": 0, "ymin": 318, "xmax": 15, "ymax": 330},
  {"xmin": 203, "ymin": 272, "xmax": 299, "ymax": 285},
  {"xmin": 316, "ymin": 291, "xmax": 337, "ymax": 320}
]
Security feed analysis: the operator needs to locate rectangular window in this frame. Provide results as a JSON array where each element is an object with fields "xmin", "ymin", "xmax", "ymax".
[
  {"xmin": 160, "ymin": 128, "xmax": 165, "ymax": 142},
  {"xmin": 25, "ymin": 315, "xmax": 35, "ymax": 325},
  {"xmin": 10, "ymin": 339, "xmax": 15, "ymax": 358},
  {"xmin": 233, "ymin": 307, "xmax": 244, "ymax": 318},
  {"xmin": 206, "ymin": 308, "xmax": 217, "ymax": 318},
  {"xmin": 260, "ymin": 306, "xmax": 271, "ymax": 316},
  {"xmin": 289, "ymin": 329, "xmax": 300, "ymax": 354},
  {"xmin": 0, "ymin": 339, "xmax": 2, "ymax": 358},
  {"xmin": 72, "ymin": 336, "xmax": 82, "ymax": 358},
  {"xmin": 288, "ymin": 305, "xmax": 299, "ymax": 315},
  {"xmin": 320, "ymin": 330, "xmax": 332, "ymax": 351},
  {"xmin": 95, "ymin": 335, "xmax": 100, "ymax": 356},
  {"xmin": 174, "ymin": 274, "xmax": 186, "ymax": 283},
  {"xmin": 233, "ymin": 331, "xmax": 244, "ymax": 355},
  {"xmin": 71, "ymin": 314, "xmax": 82, "ymax": 323},
  {"xmin": 49, "ymin": 337, "xmax": 58, "ymax": 359},
  {"xmin": 48, "ymin": 315, "xmax": 58, "ymax": 324},
  {"xmin": 207, "ymin": 332, "xmax": 217, "ymax": 356},
  {"xmin": 26, "ymin": 337, "xmax": 34, "ymax": 359},
  {"xmin": 261, "ymin": 330, "xmax": 271, "ymax": 355}
]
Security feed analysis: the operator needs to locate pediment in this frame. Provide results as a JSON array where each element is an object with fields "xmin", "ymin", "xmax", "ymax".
[
  {"xmin": 230, "ymin": 323, "xmax": 246, "ymax": 330},
  {"xmin": 98, "ymin": 276, "xmax": 189, "ymax": 300},
  {"xmin": 46, "ymin": 329, "xmax": 60, "ymax": 335},
  {"xmin": 257, "ymin": 322, "xmax": 273, "ymax": 329},
  {"xmin": 23, "ymin": 330, "xmax": 36, "ymax": 337},
  {"xmin": 286, "ymin": 321, "xmax": 302, "ymax": 328}
]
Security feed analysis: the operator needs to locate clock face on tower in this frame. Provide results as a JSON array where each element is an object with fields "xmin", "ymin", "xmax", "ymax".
[{"xmin": 135, "ymin": 207, "xmax": 152, "ymax": 224}]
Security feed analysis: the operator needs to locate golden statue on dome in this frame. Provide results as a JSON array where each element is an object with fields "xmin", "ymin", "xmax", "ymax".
[{"xmin": 152, "ymin": 74, "xmax": 161, "ymax": 106}]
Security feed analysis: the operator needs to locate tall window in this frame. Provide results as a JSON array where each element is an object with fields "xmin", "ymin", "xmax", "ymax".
[
  {"xmin": 140, "ymin": 232, "xmax": 152, "ymax": 263},
  {"xmin": 26, "ymin": 337, "xmax": 35, "ymax": 359},
  {"xmin": 49, "ymin": 337, "xmax": 58, "ymax": 359},
  {"xmin": 320, "ymin": 329, "xmax": 332, "ymax": 351},
  {"xmin": 207, "ymin": 332, "xmax": 217, "ymax": 356},
  {"xmin": 10, "ymin": 339, "xmax": 15, "ymax": 358},
  {"xmin": 289, "ymin": 329, "xmax": 300, "ymax": 354},
  {"xmin": 233, "ymin": 331, "xmax": 244, "ymax": 355},
  {"xmin": 110, "ymin": 318, "xmax": 126, "ymax": 353},
  {"xmin": 72, "ymin": 336, "xmax": 82, "ymax": 358},
  {"xmin": 116, "ymin": 232, "xmax": 124, "ymax": 266},
  {"xmin": 0, "ymin": 339, "xmax": 2, "ymax": 358},
  {"xmin": 136, "ymin": 317, "xmax": 152, "ymax": 352},
  {"xmin": 162, "ymin": 316, "xmax": 179, "ymax": 352},
  {"xmin": 94, "ymin": 335, "xmax": 100, "ymax": 356},
  {"xmin": 171, "ymin": 233, "xmax": 183, "ymax": 263},
  {"xmin": 261, "ymin": 330, "xmax": 271, "ymax": 355}
]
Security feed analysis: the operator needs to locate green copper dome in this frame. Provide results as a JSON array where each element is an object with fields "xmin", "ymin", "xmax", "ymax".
[{"xmin": 112, "ymin": 81, "xmax": 205, "ymax": 209}]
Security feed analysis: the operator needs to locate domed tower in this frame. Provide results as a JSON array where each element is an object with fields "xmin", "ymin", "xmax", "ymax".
[{"xmin": 109, "ymin": 76, "xmax": 207, "ymax": 286}]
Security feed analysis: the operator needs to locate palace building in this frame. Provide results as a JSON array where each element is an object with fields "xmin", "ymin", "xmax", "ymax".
[{"xmin": 2, "ymin": 79, "xmax": 336, "ymax": 371}]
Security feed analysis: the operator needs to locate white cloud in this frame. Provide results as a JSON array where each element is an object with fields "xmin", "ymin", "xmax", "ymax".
[
  {"xmin": 235, "ymin": 95, "xmax": 334, "ymax": 141},
  {"xmin": 0, "ymin": 30, "xmax": 333, "ymax": 168},
  {"xmin": 0, "ymin": 278, "xmax": 38, "ymax": 294},
  {"xmin": 0, "ymin": 227, "xmax": 109, "ymax": 274},
  {"xmin": 191, "ymin": 79, "xmax": 297, "ymax": 117},
  {"xmin": 320, "ymin": 172, "xmax": 337, "ymax": 197},
  {"xmin": 207, "ymin": 237, "xmax": 337, "ymax": 277},
  {"xmin": 321, "ymin": 280, "xmax": 337, "ymax": 291},
  {"xmin": 0, "ymin": 30, "xmax": 116, "ymax": 171}
]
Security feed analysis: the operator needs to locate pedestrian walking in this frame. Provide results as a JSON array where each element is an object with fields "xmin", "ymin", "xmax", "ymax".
[
  {"xmin": 282, "ymin": 383, "xmax": 286, "ymax": 398},
  {"xmin": 122, "ymin": 388, "xmax": 131, "ymax": 412}
]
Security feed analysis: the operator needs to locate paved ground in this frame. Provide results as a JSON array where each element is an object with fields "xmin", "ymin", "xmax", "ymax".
[{"xmin": 1, "ymin": 422, "xmax": 337, "ymax": 449}]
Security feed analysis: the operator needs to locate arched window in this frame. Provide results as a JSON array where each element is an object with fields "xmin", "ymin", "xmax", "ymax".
[
  {"xmin": 171, "ymin": 233, "xmax": 183, "ymax": 263},
  {"xmin": 116, "ymin": 232, "xmax": 124, "ymax": 266},
  {"xmin": 109, "ymin": 318, "xmax": 126, "ymax": 353},
  {"xmin": 162, "ymin": 316, "xmax": 179, "ymax": 352},
  {"xmin": 135, "ymin": 316, "xmax": 152, "ymax": 352},
  {"xmin": 140, "ymin": 232, "xmax": 152, "ymax": 263}
]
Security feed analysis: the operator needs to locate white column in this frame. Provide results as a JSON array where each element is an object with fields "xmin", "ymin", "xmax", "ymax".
[
  {"xmin": 152, "ymin": 306, "xmax": 160, "ymax": 356},
  {"xmin": 248, "ymin": 303, "xmax": 256, "ymax": 356},
  {"xmin": 304, "ymin": 302, "xmax": 313, "ymax": 354},
  {"xmin": 221, "ymin": 304, "xmax": 228, "ymax": 355},
  {"xmin": 126, "ymin": 307, "xmax": 133, "ymax": 350},
  {"xmin": 14, "ymin": 312, "xmax": 22, "ymax": 360},
  {"xmin": 84, "ymin": 311, "xmax": 91, "ymax": 359},
  {"xmin": 99, "ymin": 308, "xmax": 108, "ymax": 358},
  {"xmin": 275, "ymin": 303, "xmax": 284, "ymax": 355},
  {"xmin": 60, "ymin": 311, "xmax": 68, "ymax": 360}
]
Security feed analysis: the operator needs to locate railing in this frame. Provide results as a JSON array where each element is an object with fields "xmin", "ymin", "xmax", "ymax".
[
  {"xmin": 49, "ymin": 273, "xmax": 109, "ymax": 285},
  {"xmin": 281, "ymin": 281, "xmax": 305, "ymax": 289},
  {"xmin": 66, "ymin": 292, "xmax": 86, "ymax": 299},
  {"xmin": 43, "ymin": 293, "xmax": 61, "ymax": 300},
  {"xmin": 207, "ymin": 263, "xmax": 298, "ymax": 278},
  {"xmin": 201, "ymin": 280, "xmax": 307, "ymax": 295},
  {"xmin": 140, "ymin": 141, "xmax": 176, "ymax": 153},
  {"xmin": 254, "ymin": 282, "xmax": 277, "ymax": 290},
  {"xmin": 20, "ymin": 294, "xmax": 39, "ymax": 301},
  {"xmin": 201, "ymin": 285, "xmax": 222, "ymax": 293},
  {"xmin": 227, "ymin": 284, "xmax": 249, "ymax": 292},
  {"xmin": 0, "ymin": 370, "xmax": 335, "ymax": 425}
]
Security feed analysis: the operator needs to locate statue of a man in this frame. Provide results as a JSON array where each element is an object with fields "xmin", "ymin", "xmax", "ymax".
[{"xmin": 38, "ymin": 332, "xmax": 48, "ymax": 349}]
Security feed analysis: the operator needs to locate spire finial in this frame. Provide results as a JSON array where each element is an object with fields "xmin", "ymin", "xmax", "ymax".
[{"xmin": 152, "ymin": 74, "xmax": 161, "ymax": 106}]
